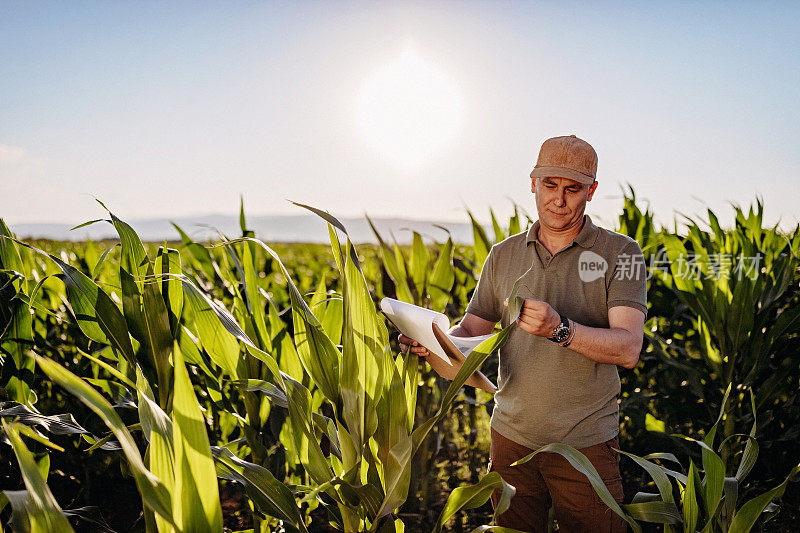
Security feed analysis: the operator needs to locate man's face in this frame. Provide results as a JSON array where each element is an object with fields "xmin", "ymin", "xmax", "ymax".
[{"xmin": 531, "ymin": 176, "xmax": 598, "ymax": 230}]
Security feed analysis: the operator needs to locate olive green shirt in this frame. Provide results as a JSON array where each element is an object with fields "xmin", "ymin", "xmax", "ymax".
[{"xmin": 466, "ymin": 214, "xmax": 647, "ymax": 450}]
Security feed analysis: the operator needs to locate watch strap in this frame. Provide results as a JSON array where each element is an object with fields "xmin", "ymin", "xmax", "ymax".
[{"xmin": 548, "ymin": 313, "xmax": 570, "ymax": 342}]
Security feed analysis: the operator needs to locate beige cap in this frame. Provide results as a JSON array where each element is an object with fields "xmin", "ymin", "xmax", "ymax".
[{"xmin": 530, "ymin": 135, "xmax": 597, "ymax": 185}]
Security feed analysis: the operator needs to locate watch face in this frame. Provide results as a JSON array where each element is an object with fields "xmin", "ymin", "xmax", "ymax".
[{"xmin": 553, "ymin": 323, "xmax": 570, "ymax": 342}]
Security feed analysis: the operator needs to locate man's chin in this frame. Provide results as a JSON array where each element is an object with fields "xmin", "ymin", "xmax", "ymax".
[{"xmin": 543, "ymin": 212, "xmax": 571, "ymax": 228}]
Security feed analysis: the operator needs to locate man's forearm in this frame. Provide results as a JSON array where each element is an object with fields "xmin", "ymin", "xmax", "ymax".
[
  {"xmin": 447, "ymin": 323, "xmax": 473, "ymax": 338},
  {"xmin": 514, "ymin": 298, "xmax": 643, "ymax": 369},
  {"xmin": 566, "ymin": 321, "xmax": 641, "ymax": 369},
  {"xmin": 444, "ymin": 319, "xmax": 497, "ymax": 394},
  {"xmin": 423, "ymin": 350, "xmax": 496, "ymax": 393}
]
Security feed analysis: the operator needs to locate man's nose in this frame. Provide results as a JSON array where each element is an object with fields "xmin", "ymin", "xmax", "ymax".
[{"xmin": 554, "ymin": 192, "xmax": 566, "ymax": 206}]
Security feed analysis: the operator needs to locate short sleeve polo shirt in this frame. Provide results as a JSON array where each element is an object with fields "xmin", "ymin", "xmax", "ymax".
[{"xmin": 465, "ymin": 214, "xmax": 647, "ymax": 450}]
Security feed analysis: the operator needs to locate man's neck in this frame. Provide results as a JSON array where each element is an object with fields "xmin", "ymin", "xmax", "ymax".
[{"xmin": 537, "ymin": 215, "xmax": 586, "ymax": 255}]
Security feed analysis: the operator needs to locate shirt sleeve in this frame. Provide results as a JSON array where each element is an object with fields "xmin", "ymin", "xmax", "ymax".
[
  {"xmin": 607, "ymin": 239, "xmax": 648, "ymax": 318},
  {"xmin": 465, "ymin": 246, "xmax": 503, "ymax": 323}
]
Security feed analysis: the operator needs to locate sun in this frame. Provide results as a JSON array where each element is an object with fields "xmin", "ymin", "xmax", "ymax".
[{"xmin": 355, "ymin": 48, "xmax": 464, "ymax": 172}]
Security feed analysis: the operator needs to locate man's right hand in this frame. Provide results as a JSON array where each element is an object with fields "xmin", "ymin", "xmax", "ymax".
[{"xmin": 398, "ymin": 334, "xmax": 430, "ymax": 357}]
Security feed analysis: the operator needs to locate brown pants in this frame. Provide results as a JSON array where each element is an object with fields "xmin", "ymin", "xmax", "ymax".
[{"xmin": 489, "ymin": 428, "xmax": 627, "ymax": 533}]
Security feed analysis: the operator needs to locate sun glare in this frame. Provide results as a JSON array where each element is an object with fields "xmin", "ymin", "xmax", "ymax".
[{"xmin": 355, "ymin": 48, "xmax": 463, "ymax": 172}]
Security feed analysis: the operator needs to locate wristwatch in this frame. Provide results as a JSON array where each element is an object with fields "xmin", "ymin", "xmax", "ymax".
[{"xmin": 548, "ymin": 313, "xmax": 571, "ymax": 344}]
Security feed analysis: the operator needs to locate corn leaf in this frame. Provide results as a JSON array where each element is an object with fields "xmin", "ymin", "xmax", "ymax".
[
  {"xmin": 0, "ymin": 490, "xmax": 34, "ymax": 532},
  {"xmin": 136, "ymin": 369, "xmax": 176, "ymax": 533},
  {"xmin": 366, "ymin": 215, "xmax": 414, "ymax": 304},
  {"xmin": 140, "ymin": 263, "xmax": 174, "ymax": 408},
  {"xmin": 433, "ymin": 471, "xmax": 515, "ymax": 533},
  {"xmin": 222, "ymin": 236, "xmax": 341, "ymax": 406},
  {"xmin": 412, "ymin": 326, "xmax": 512, "ymax": 455},
  {"xmin": 374, "ymin": 362, "xmax": 412, "ymax": 518},
  {"xmin": 177, "ymin": 270, "xmax": 333, "ymax": 486},
  {"xmin": 181, "ymin": 280, "xmax": 240, "ymax": 378},
  {"xmin": 269, "ymin": 302, "xmax": 305, "ymax": 382},
  {"xmin": 0, "ymin": 295, "xmax": 34, "ymax": 406},
  {"xmin": 239, "ymin": 239, "xmax": 269, "ymax": 346},
  {"xmin": 171, "ymin": 222, "xmax": 221, "ymax": 284},
  {"xmin": 619, "ymin": 450, "xmax": 675, "ymax": 504},
  {"xmin": 33, "ymin": 354, "xmax": 174, "ymax": 524},
  {"xmin": 2, "ymin": 420, "xmax": 75, "ymax": 532},
  {"xmin": 490, "ymin": 209, "xmax": 504, "ymax": 243},
  {"xmin": 7, "ymin": 238, "xmax": 137, "ymax": 366},
  {"xmin": 468, "ymin": 210, "xmax": 491, "ymax": 268},
  {"xmin": 728, "ymin": 464, "xmax": 800, "ymax": 533},
  {"xmin": 409, "ymin": 232, "xmax": 429, "ymax": 299},
  {"xmin": 340, "ymin": 235, "xmax": 387, "ymax": 454},
  {"xmin": 213, "ymin": 447, "xmax": 308, "ymax": 532},
  {"xmin": 79, "ymin": 349, "xmax": 135, "ymax": 388},
  {"xmin": 172, "ymin": 342, "xmax": 223, "ymax": 532},
  {"xmin": 508, "ymin": 204, "xmax": 522, "ymax": 235},
  {"xmin": 233, "ymin": 378, "xmax": 289, "ymax": 408},
  {"xmin": 622, "ymin": 501, "xmax": 682, "ymax": 524},
  {"xmin": 428, "ymin": 237, "xmax": 454, "ymax": 313},
  {"xmin": 0, "ymin": 223, "xmax": 35, "ymax": 405},
  {"xmin": 735, "ymin": 391, "xmax": 758, "ymax": 482},
  {"xmin": 0, "ymin": 220, "xmax": 25, "ymax": 287},
  {"xmin": 512, "ymin": 443, "xmax": 641, "ymax": 533},
  {"xmin": 683, "ymin": 461, "xmax": 699, "ymax": 533},
  {"xmin": 155, "ymin": 247, "xmax": 184, "ymax": 338}
]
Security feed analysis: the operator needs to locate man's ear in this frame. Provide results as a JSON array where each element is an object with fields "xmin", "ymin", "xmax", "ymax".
[{"xmin": 586, "ymin": 180, "xmax": 598, "ymax": 201}]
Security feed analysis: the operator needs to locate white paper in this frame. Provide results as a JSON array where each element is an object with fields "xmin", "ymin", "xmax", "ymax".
[{"xmin": 379, "ymin": 298, "xmax": 495, "ymax": 366}]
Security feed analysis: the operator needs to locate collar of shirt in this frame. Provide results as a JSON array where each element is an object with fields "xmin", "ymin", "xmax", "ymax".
[{"xmin": 525, "ymin": 214, "xmax": 600, "ymax": 250}]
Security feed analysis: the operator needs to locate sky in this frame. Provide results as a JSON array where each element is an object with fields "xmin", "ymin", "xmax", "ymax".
[{"xmin": 1, "ymin": 1, "xmax": 799, "ymax": 231}]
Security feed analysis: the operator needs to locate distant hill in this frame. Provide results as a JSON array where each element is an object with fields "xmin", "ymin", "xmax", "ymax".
[{"xmin": 9, "ymin": 214, "xmax": 493, "ymax": 245}]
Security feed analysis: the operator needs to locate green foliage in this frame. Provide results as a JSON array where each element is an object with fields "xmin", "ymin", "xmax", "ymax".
[
  {"xmin": 540, "ymin": 384, "xmax": 800, "ymax": 532},
  {"xmin": 433, "ymin": 472, "xmax": 516, "ymax": 533},
  {"xmin": 1, "ymin": 420, "xmax": 75, "ymax": 532},
  {"xmin": 1, "ymin": 192, "xmax": 798, "ymax": 532},
  {"xmin": 616, "ymin": 191, "xmax": 800, "ymax": 530},
  {"xmin": 1, "ymin": 205, "xmax": 513, "ymax": 531}
]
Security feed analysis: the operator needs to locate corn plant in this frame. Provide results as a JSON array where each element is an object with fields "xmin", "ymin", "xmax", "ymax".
[
  {"xmin": 367, "ymin": 207, "xmax": 531, "ymax": 522},
  {"xmin": 643, "ymin": 203, "xmax": 800, "ymax": 469},
  {"xmin": 1, "ymin": 204, "xmax": 519, "ymax": 532},
  {"xmin": 508, "ymin": 385, "xmax": 800, "ymax": 533},
  {"xmin": 613, "ymin": 192, "xmax": 800, "ymax": 511},
  {"xmin": 242, "ymin": 203, "xmax": 516, "ymax": 530},
  {"xmin": 466, "ymin": 204, "xmax": 531, "ymax": 271},
  {"xmin": 0, "ymin": 224, "xmax": 224, "ymax": 531},
  {"xmin": 1, "ymin": 420, "xmax": 75, "ymax": 532},
  {"xmin": 0, "ymin": 220, "xmax": 35, "ymax": 408},
  {"xmin": 3, "ymin": 192, "xmax": 798, "ymax": 531},
  {"xmin": 366, "ymin": 215, "xmax": 455, "ymax": 313}
]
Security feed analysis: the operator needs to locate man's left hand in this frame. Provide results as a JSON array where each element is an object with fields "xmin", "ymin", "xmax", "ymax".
[{"xmin": 513, "ymin": 298, "xmax": 562, "ymax": 338}]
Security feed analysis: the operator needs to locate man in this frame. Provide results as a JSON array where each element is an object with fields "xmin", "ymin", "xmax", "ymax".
[{"xmin": 399, "ymin": 135, "xmax": 647, "ymax": 532}]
